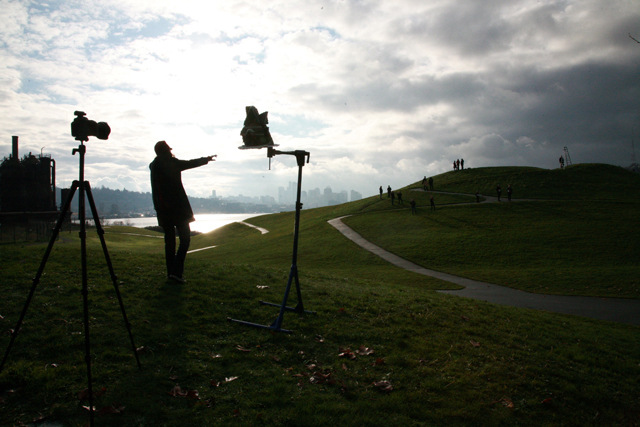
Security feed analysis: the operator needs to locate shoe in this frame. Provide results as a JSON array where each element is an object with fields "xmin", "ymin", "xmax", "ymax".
[{"xmin": 169, "ymin": 274, "xmax": 186, "ymax": 283}]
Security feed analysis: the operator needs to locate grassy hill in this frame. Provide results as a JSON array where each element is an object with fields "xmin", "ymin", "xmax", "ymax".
[
  {"xmin": 418, "ymin": 163, "xmax": 640, "ymax": 200},
  {"xmin": 0, "ymin": 164, "xmax": 639, "ymax": 426}
]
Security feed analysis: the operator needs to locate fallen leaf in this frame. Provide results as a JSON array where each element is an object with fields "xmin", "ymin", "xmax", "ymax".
[
  {"xmin": 315, "ymin": 335, "xmax": 325, "ymax": 343},
  {"xmin": 225, "ymin": 376, "xmax": 239, "ymax": 383},
  {"xmin": 542, "ymin": 398, "xmax": 552, "ymax": 405},
  {"xmin": 356, "ymin": 345, "xmax": 374, "ymax": 356},
  {"xmin": 210, "ymin": 380, "xmax": 220, "ymax": 387},
  {"xmin": 501, "ymin": 397, "xmax": 514, "ymax": 409},
  {"xmin": 470, "ymin": 340, "xmax": 481, "ymax": 347},
  {"xmin": 341, "ymin": 363, "xmax": 348, "ymax": 371},
  {"xmin": 135, "ymin": 346, "xmax": 146, "ymax": 354},
  {"xmin": 211, "ymin": 354, "xmax": 222, "ymax": 359},
  {"xmin": 373, "ymin": 380, "xmax": 393, "ymax": 392},
  {"xmin": 235, "ymin": 345, "xmax": 251, "ymax": 352},
  {"xmin": 169, "ymin": 385, "xmax": 187, "ymax": 397},
  {"xmin": 338, "ymin": 347, "xmax": 356, "ymax": 360},
  {"xmin": 169, "ymin": 375, "xmax": 179, "ymax": 380},
  {"xmin": 272, "ymin": 356, "xmax": 280, "ymax": 362},
  {"xmin": 310, "ymin": 371, "xmax": 334, "ymax": 385},
  {"xmin": 256, "ymin": 285, "xmax": 269, "ymax": 289}
]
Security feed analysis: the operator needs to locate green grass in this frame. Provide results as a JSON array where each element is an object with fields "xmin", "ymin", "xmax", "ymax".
[{"xmin": 1, "ymin": 164, "xmax": 640, "ymax": 426}]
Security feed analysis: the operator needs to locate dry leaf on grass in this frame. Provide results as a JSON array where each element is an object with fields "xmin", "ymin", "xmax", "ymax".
[
  {"xmin": 373, "ymin": 380, "xmax": 393, "ymax": 392},
  {"xmin": 501, "ymin": 397, "xmax": 514, "ymax": 409},
  {"xmin": 356, "ymin": 345, "xmax": 374, "ymax": 356},
  {"xmin": 338, "ymin": 347, "xmax": 356, "ymax": 360}
]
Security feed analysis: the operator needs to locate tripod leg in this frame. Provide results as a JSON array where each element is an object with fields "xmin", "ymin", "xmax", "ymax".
[
  {"xmin": 1, "ymin": 182, "xmax": 78, "ymax": 373},
  {"xmin": 84, "ymin": 182, "xmax": 141, "ymax": 369},
  {"xmin": 293, "ymin": 265, "xmax": 305, "ymax": 314},
  {"xmin": 76, "ymin": 179, "xmax": 96, "ymax": 427},
  {"xmin": 270, "ymin": 265, "xmax": 296, "ymax": 330}
]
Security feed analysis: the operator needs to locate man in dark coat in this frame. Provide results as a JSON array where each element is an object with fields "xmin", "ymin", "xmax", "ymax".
[{"xmin": 150, "ymin": 140, "xmax": 216, "ymax": 282}]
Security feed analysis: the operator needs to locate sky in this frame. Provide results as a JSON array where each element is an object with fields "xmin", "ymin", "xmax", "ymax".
[{"xmin": 1, "ymin": 0, "xmax": 639, "ymax": 200}]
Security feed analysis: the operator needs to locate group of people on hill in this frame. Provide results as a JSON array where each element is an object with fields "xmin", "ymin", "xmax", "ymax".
[
  {"xmin": 453, "ymin": 158, "xmax": 464, "ymax": 171},
  {"xmin": 495, "ymin": 184, "xmax": 513, "ymax": 202},
  {"xmin": 380, "ymin": 185, "xmax": 405, "ymax": 206},
  {"xmin": 380, "ymin": 180, "xmax": 436, "ymax": 214}
]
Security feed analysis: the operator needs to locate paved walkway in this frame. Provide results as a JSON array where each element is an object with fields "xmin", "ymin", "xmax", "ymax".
[{"xmin": 328, "ymin": 216, "xmax": 640, "ymax": 327}]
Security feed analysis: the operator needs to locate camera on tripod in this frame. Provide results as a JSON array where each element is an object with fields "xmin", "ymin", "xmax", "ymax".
[{"xmin": 71, "ymin": 111, "xmax": 111, "ymax": 142}]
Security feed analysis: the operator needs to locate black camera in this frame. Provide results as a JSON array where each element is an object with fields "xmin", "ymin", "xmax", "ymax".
[{"xmin": 71, "ymin": 111, "xmax": 111, "ymax": 142}]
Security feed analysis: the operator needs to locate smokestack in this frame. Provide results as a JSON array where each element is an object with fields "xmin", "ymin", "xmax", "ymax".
[{"xmin": 12, "ymin": 136, "xmax": 18, "ymax": 159}]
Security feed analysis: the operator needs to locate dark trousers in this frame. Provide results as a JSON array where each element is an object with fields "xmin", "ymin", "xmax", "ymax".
[{"xmin": 162, "ymin": 222, "xmax": 191, "ymax": 277}]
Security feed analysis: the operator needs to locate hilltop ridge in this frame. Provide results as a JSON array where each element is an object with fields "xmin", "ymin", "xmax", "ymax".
[{"xmin": 405, "ymin": 163, "xmax": 640, "ymax": 200}]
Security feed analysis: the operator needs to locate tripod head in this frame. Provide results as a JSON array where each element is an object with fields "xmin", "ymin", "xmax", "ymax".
[
  {"xmin": 71, "ymin": 111, "xmax": 111, "ymax": 142},
  {"xmin": 267, "ymin": 147, "xmax": 310, "ymax": 170}
]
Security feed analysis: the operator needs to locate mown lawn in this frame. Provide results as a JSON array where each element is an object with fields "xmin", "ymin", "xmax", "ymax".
[{"xmin": 1, "ymin": 164, "xmax": 639, "ymax": 426}]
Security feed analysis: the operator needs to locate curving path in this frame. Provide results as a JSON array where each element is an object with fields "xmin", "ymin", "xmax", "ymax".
[{"xmin": 328, "ymin": 215, "xmax": 640, "ymax": 327}]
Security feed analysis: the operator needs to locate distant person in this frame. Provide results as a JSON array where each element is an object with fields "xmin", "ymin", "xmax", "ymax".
[
  {"xmin": 456, "ymin": 159, "xmax": 460, "ymax": 170},
  {"xmin": 496, "ymin": 184, "xmax": 502, "ymax": 202},
  {"xmin": 430, "ymin": 195, "xmax": 436, "ymax": 211},
  {"xmin": 428, "ymin": 176, "xmax": 434, "ymax": 190},
  {"xmin": 461, "ymin": 158, "xmax": 464, "ymax": 170},
  {"xmin": 453, "ymin": 160, "xmax": 456, "ymax": 171},
  {"xmin": 410, "ymin": 198, "xmax": 417, "ymax": 214},
  {"xmin": 387, "ymin": 185, "xmax": 392, "ymax": 198},
  {"xmin": 422, "ymin": 176, "xmax": 428, "ymax": 190},
  {"xmin": 150, "ymin": 140, "xmax": 216, "ymax": 283},
  {"xmin": 507, "ymin": 185, "xmax": 512, "ymax": 201},
  {"xmin": 559, "ymin": 156, "xmax": 565, "ymax": 169},
  {"xmin": 379, "ymin": 185, "xmax": 383, "ymax": 199},
  {"xmin": 397, "ymin": 191, "xmax": 403, "ymax": 205}
]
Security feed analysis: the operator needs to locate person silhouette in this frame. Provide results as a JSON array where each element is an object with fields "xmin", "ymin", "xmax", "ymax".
[{"xmin": 150, "ymin": 141, "xmax": 216, "ymax": 282}]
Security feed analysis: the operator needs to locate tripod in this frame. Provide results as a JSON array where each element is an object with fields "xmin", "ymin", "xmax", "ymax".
[
  {"xmin": 0, "ymin": 141, "xmax": 141, "ymax": 427},
  {"xmin": 228, "ymin": 148, "xmax": 315, "ymax": 333}
]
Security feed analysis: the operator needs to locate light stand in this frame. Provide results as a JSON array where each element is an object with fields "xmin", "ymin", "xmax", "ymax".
[
  {"xmin": 228, "ymin": 147, "xmax": 315, "ymax": 333},
  {"xmin": 1, "ymin": 138, "xmax": 141, "ymax": 427}
]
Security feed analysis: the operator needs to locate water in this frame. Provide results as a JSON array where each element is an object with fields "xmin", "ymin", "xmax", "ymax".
[{"xmin": 101, "ymin": 213, "xmax": 267, "ymax": 233}]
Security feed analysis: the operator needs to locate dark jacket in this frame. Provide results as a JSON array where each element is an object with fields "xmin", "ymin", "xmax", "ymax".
[{"xmin": 149, "ymin": 153, "xmax": 209, "ymax": 228}]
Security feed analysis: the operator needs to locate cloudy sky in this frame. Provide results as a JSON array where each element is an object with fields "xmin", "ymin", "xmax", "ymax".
[{"xmin": 1, "ymin": 0, "xmax": 639, "ymax": 200}]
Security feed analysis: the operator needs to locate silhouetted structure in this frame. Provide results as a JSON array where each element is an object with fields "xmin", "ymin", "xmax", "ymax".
[{"xmin": 1, "ymin": 137, "xmax": 57, "ymax": 213}]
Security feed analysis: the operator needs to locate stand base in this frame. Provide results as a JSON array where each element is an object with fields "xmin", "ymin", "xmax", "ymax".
[
  {"xmin": 227, "ymin": 317, "xmax": 292, "ymax": 334},
  {"xmin": 259, "ymin": 300, "xmax": 315, "ymax": 314}
]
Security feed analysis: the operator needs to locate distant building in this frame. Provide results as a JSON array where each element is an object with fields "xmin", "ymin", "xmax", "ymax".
[
  {"xmin": 0, "ymin": 136, "xmax": 57, "ymax": 214},
  {"xmin": 350, "ymin": 190, "xmax": 362, "ymax": 201}
]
